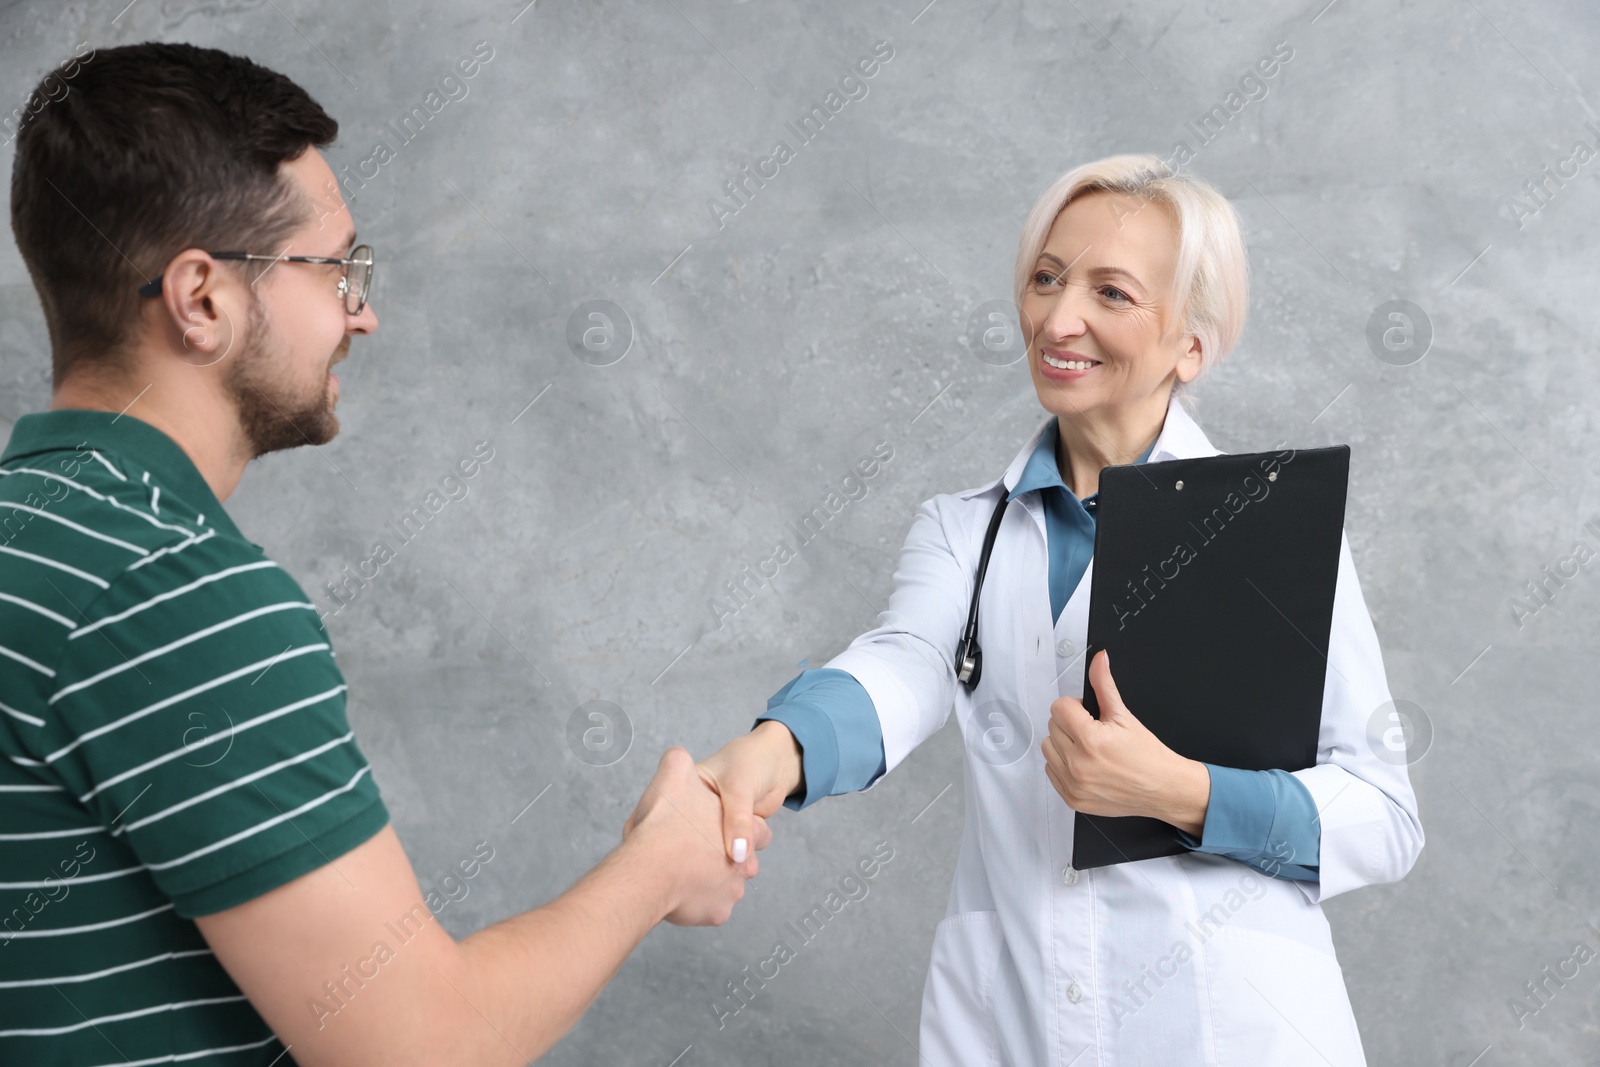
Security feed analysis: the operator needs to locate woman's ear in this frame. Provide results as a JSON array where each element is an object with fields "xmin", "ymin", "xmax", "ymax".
[{"xmin": 1174, "ymin": 332, "xmax": 1203, "ymax": 384}]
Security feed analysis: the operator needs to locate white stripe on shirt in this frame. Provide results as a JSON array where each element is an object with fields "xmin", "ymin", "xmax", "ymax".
[
  {"xmin": 125, "ymin": 528, "xmax": 217, "ymax": 571},
  {"xmin": 0, "ymin": 825, "xmax": 105, "ymax": 841},
  {"xmin": 0, "ymin": 502, "xmax": 149, "ymax": 555},
  {"xmin": 69, "ymin": 560, "xmax": 279, "ymax": 640},
  {"xmin": 0, "ymin": 994, "xmax": 246, "ymax": 1037},
  {"xmin": 85, "ymin": 1033, "xmax": 280, "ymax": 1067},
  {"xmin": 49, "ymin": 601, "xmax": 316, "ymax": 704},
  {"xmin": 0, "ymin": 901, "xmax": 172, "ymax": 939},
  {"xmin": 0, "ymin": 643, "xmax": 56, "ymax": 677},
  {"xmin": 118, "ymin": 732, "xmax": 355, "ymax": 835},
  {"xmin": 0, "ymin": 864, "xmax": 145, "ymax": 889},
  {"xmin": 144, "ymin": 765, "xmax": 372, "ymax": 871},
  {"xmin": 0, "ymin": 590, "xmax": 78, "ymax": 628},
  {"xmin": 78, "ymin": 684, "xmax": 346, "ymax": 802},
  {"xmin": 46, "ymin": 643, "xmax": 331, "ymax": 764},
  {"xmin": 0, "ymin": 699, "xmax": 45, "ymax": 727},
  {"xmin": 0, "ymin": 947, "xmax": 209, "ymax": 988},
  {"xmin": 0, "ymin": 467, "xmax": 194, "ymax": 535},
  {"xmin": 86, "ymin": 450, "xmax": 126, "ymax": 481},
  {"xmin": 0, "ymin": 542, "xmax": 109, "ymax": 589}
]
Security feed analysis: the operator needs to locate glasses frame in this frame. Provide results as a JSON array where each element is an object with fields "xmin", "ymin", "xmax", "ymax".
[{"xmin": 137, "ymin": 245, "xmax": 375, "ymax": 315}]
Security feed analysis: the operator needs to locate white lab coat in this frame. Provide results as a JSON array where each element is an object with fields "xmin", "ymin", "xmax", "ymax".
[{"xmin": 825, "ymin": 392, "xmax": 1423, "ymax": 1066}]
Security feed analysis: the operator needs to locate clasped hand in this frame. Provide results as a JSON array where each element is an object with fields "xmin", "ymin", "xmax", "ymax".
[
  {"xmin": 620, "ymin": 747, "xmax": 772, "ymax": 926},
  {"xmin": 1042, "ymin": 649, "xmax": 1209, "ymax": 837}
]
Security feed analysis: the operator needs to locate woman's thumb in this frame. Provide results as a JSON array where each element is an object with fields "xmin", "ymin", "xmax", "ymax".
[{"xmin": 1091, "ymin": 649, "xmax": 1128, "ymax": 718}]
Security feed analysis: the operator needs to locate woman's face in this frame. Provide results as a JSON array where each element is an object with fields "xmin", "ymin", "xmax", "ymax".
[{"xmin": 1019, "ymin": 189, "xmax": 1201, "ymax": 424}]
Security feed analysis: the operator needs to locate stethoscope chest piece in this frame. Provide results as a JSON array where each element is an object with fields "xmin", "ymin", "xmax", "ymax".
[{"xmin": 955, "ymin": 638, "xmax": 982, "ymax": 689}]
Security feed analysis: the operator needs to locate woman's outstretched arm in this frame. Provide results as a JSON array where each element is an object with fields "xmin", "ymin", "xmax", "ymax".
[{"xmin": 697, "ymin": 489, "xmax": 988, "ymax": 860}]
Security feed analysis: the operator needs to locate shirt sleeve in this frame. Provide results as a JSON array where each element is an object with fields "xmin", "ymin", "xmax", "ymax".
[
  {"xmin": 754, "ymin": 668, "xmax": 887, "ymax": 810},
  {"xmin": 35, "ymin": 534, "xmax": 389, "ymax": 918},
  {"xmin": 1174, "ymin": 764, "xmax": 1320, "ymax": 882}
]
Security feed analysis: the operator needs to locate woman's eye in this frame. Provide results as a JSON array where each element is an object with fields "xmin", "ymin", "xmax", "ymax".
[
  {"xmin": 1100, "ymin": 285, "xmax": 1130, "ymax": 302},
  {"xmin": 1032, "ymin": 270, "xmax": 1060, "ymax": 287}
]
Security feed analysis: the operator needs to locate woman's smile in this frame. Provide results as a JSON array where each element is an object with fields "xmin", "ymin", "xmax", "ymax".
[{"xmin": 1040, "ymin": 347, "xmax": 1102, "ymax": 380}]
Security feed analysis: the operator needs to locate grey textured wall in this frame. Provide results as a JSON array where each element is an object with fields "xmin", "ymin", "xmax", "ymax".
[{"xmin": 3, "ymin": 0, "xmax": 1599, "ymax": 1064}]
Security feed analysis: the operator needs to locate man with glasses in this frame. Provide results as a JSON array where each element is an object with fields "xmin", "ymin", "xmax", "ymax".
[{"xmin": 0, "ymin": 41, "xmax": 776, "ymax": 1066}]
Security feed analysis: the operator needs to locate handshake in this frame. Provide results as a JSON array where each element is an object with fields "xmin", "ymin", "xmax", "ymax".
[{"xmin": 618, "ymin": 720, "xmax": 806, "ymax": 926}]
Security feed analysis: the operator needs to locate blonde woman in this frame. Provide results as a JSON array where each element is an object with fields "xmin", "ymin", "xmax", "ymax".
[{"xmin": 697, "ymin": 155, "xmax": 1423, "ymax": 1065}]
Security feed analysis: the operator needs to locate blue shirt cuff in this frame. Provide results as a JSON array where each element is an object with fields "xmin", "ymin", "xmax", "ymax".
[
  {"xmin": 1175, "ymin": 764, "xmax": 1321, "ymax": 882},
  {"xmin": 753, "ymin": 668, "xmax": 887, "ymax": 811}
]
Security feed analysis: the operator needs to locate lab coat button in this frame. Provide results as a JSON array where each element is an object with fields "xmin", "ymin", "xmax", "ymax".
[
  {"xmin": 1067, "ymin": 982, "xmax": 1083, "ymax": 1003},
  {"xmin": 1056, "ymin": 639, "xmax": 1074, "ymax": 658},
  {"xmin": 1061, "ymin": 866, "xmax": 1079, "ymax": 886}
]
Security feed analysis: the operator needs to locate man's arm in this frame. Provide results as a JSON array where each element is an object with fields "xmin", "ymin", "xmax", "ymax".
[{"xmin": 196, "ymin": 747, "xmax": 767, "ymax": 1067}]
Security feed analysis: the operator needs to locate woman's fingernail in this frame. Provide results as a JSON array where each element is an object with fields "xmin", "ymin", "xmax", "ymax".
[{"xmin": 733, "ymin": 838, "xmax": 749, "ymax": 863}]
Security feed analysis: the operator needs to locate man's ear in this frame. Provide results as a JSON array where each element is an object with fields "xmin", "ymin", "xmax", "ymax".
[{"xmin": 154, "ymin": 250, "xmax": 246, "ymax": 369}]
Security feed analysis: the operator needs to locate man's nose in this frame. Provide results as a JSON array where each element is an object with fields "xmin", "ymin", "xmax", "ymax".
[{"xmin": 351, "ymin": 302, "xmax": 378, "ymax": 333}]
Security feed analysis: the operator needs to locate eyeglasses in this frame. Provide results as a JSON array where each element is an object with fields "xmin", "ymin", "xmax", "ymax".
[{"xmin": 137, "ymin": 245, "xmax": 375, "ymax": 315}]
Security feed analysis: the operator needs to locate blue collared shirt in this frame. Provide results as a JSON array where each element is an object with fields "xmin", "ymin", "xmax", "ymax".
[{"xmin": 756, "ymin": 418, "xmax": 1321, "ymax": 881}]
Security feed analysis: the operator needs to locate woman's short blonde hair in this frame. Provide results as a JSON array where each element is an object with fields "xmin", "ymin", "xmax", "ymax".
[{"xmin": 1012, "ymin": 154, "xmax": 1250, "ymax": 389}]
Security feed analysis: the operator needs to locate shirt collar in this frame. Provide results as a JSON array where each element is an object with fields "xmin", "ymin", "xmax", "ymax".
[
  {"xmin": 990, "ymin": 390, "xmax": 1221, "ymax": 500},
  {"xmin": 1006, "ymin": 419, "xmax": 1158, "ymax": 502},
  {"xmin": 2, "ymin": 409, "xmax": 238, "ymax": 539}
]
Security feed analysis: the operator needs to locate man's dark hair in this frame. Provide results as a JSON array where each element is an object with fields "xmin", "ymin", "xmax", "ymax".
[{"xmin": 9, "ymin": 41, "xmax": 338, "ymax": 385}]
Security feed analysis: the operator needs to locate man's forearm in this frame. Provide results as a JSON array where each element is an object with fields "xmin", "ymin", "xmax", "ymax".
[
  {"xmin": 455, "ymin": 837, "xmax": 672, "ymax": 1063},
  {"xmin": 201, "ymin": 751, "xmax": 751, "ymax": 1067}
]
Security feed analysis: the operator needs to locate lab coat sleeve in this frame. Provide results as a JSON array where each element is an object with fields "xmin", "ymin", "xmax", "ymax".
[
  {"xmin": 1288, "ymin": 529, "xmax": 1425, "ymax": 904},
  {"xmin": 822, "ymin": 492, "xmax": 979, "ymax": 776}
]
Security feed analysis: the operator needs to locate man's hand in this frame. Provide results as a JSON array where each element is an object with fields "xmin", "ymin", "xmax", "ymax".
[
  {"xmin": 621, "ymin": 746, "xmax": 772, "ymax": 925},
  {"xmin": 695, "ymin": 720, "xmax": 804, "ymax": 868},
  {"xmin": 1041, "ymin": 649, "xmax": 1210, "ymax": 836}
]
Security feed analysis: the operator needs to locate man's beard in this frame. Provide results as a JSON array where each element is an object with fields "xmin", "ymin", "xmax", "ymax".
[{"xmin": 225, "ymin": 298, "xmax": 346, "ymax": 459}]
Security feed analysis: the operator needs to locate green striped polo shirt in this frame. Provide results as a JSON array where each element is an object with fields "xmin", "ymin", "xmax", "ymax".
[{"xmin": 0, "ymin": 409, "xmax": 389, "ymax": 1066}]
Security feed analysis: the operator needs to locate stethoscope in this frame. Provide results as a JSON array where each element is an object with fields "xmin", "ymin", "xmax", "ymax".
[{"xmin": 953, "ymin": 491, "xmax": 1012, "ymax": 691}]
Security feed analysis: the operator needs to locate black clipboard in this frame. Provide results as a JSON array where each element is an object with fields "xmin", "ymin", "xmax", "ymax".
[{"xmin": 1070, "ymin": 445, "xmax": 1350, "ymax": 871}]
